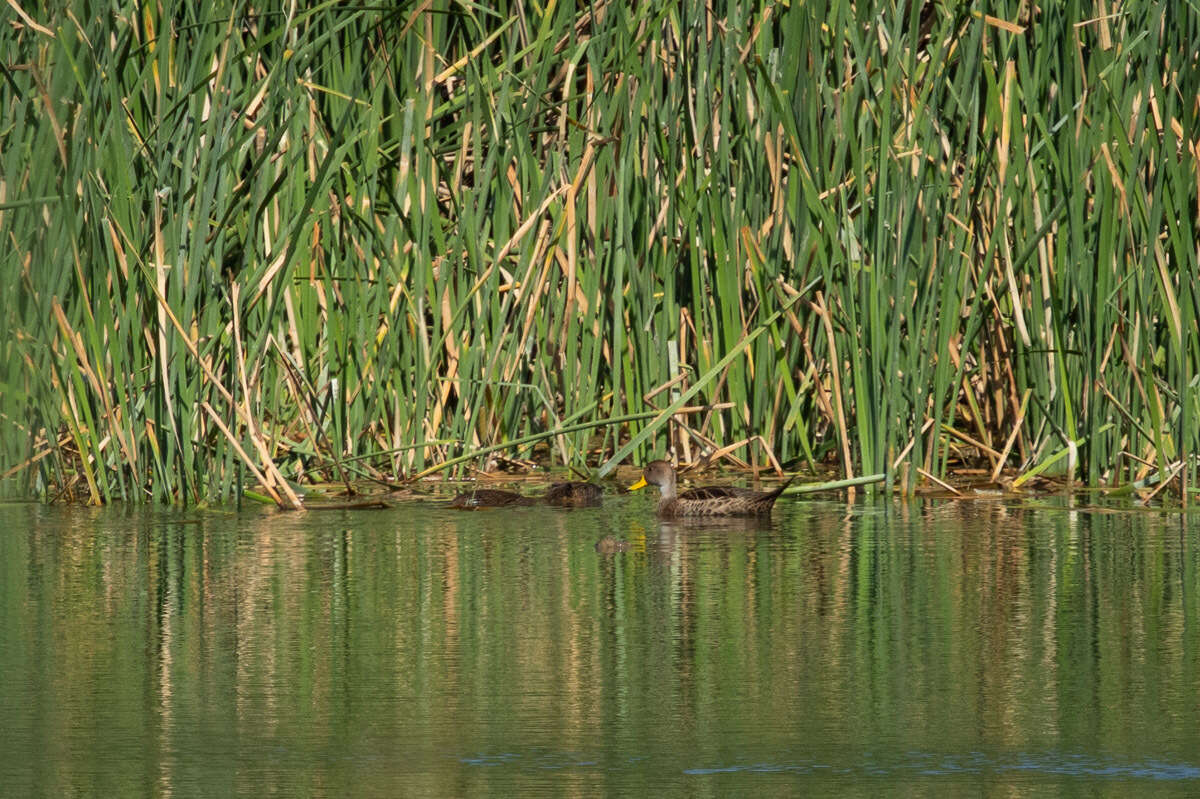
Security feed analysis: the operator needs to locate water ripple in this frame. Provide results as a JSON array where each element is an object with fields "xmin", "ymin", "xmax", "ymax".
[{"xmin": 684, "ymin": 752, "xmax": 1200, "ymax": 781}]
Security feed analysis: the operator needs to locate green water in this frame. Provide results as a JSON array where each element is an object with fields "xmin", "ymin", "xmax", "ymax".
[{"xmin": 1, "ymin": 496, "xmax": 1198, "ymax": 797}]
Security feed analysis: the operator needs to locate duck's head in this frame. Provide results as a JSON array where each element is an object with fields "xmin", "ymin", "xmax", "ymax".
[{"xmin": 628, "ymin": 460, "xmax": 676, "ymax": 497}]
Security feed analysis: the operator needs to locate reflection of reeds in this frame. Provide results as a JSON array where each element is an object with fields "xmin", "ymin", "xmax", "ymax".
[
  {"xmin": 5, "ymin": 501, "xmax": 1199, "ymax": 787},
  {"xmin": 1, "ymin": 3, "xmax": 1196, "ymax": 504}
]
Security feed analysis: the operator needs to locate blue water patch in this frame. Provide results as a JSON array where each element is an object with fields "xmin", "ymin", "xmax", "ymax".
[
  {"xmin": 459, "ymin": 752, "xmax": 520, "ymax": 767},
  {"xmin": 685, "ymin": 761, "xmax": 827, "ymax": 776},
  {"xmin": 684, "ymin": 752, "xmax": 1200, "ymax": 781},
  {"xmin": 1003, "ymin": 753, "xmax": 1200, "ymax": 781},
  {"xmin": 459, "ymin": 749, "xmax": 602, "ymax": 770}
]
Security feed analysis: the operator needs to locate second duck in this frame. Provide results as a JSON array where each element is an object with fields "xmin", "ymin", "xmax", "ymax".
[{"xmin": 628, "ymin": 460, "xmax": 794, "ymax": 518}]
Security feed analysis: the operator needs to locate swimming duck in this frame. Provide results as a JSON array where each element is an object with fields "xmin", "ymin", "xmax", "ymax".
[
  {"xmin": 447, "ymin": 488, "xmax": 537, "ymax": 509},
  {"xmin": 594, "ymin": 536, "xmax": 632, "ymax": 553},
  {"xmin": 543, "ymin": 481, "xmax": 603, "ymax": 507},
  {"xmin": 628, "ymin": 460, "xmax": 795, "ymax": 518}
]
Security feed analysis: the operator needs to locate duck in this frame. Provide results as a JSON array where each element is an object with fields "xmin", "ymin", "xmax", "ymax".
[
  {"xmin": 594, "ymin": 536, "xmax": 631, "ymax": 553},
  {"xmin": 446, "ymin": 488, "xmax": 537, "ymax": 509},
  {"xmin": 628, "ymin": 459, "xmax": 795, "ymax": 518},
  {"xmin": 543, "ymin": 481, "xmax": 603, "ymax": 507}
]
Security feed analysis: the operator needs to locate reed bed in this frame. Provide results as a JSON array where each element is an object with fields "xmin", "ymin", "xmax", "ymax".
[{"xmin": 1, "ymin": 1, "xmax": 1197, "ymax": 504}]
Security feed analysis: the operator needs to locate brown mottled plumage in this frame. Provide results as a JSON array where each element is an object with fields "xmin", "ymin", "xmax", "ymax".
[
  {"xmin": 594, "ymin": 536, "xmax": 631, "ymax": 553},
  {"xmin": 543, "ymin": 481, "xmax": 603, "ymax": 507},
  {"xmin": 628, "ymin": 460, "xmax": 794, "ymax": 518},
  {"xmin": 446, "ymin": 488, "xmax": 537, "ymax": 509}
]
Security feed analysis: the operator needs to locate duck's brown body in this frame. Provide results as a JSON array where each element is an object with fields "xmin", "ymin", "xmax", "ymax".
[
  {"xmin": 543, "ymin": 481, "xmax": 603, "ymax": 507},
  {"xmin": 447, "ymin": 482, "xmax": 603, "ymax": 509},
  {"xmin": 629, "ymin": 460, "xmax": 794, "ymax": 518},
  {"xmin": 447, "ymin": 488, "xmax": 538, "ymax": 509}
]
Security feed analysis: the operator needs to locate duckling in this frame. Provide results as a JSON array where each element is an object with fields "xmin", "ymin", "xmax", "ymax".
[{"xmin": 594, "ymin": 536, "xmax": 632, "ymax": 553}]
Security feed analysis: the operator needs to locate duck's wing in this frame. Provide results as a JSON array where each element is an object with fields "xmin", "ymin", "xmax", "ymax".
[
  {"xmin": 699, "ymin": 476, "xmax": 796, "ymax": 501},
  {"xmin": 678, "ymin": 485, "xmax": 746, "ymax": 501}
]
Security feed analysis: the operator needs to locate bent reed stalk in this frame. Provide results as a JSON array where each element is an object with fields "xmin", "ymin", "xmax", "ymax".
[{"xmin": 1, "ymin": 2, "xmax": 1197, "ymax": 504}]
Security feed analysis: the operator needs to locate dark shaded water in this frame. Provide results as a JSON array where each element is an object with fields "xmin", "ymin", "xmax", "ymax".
[{"xmin": 1, "ymin": 495, "xmax": 1198, "ymax": 797}]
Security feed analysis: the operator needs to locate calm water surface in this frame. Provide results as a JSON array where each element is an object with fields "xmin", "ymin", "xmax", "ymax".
[{"xmin": 1, "ymin": 494, "xmax": 1198, "ymax": 797}]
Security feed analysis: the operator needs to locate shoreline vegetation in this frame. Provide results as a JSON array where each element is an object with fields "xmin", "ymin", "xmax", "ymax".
[{"xmin": 2, "ymin": 3, "xmax": 1197, "ymax": 507}]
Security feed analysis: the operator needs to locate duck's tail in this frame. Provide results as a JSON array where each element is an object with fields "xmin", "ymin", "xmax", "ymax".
[{"xmin": 769, "ymin": 473, "xmax": 798, "ymax": 499}]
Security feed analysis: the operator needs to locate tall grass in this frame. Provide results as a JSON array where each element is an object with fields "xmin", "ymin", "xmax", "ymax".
[{"xmin": 1, "ymin": 1, "xmax": 1197, "ymax": 504}]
